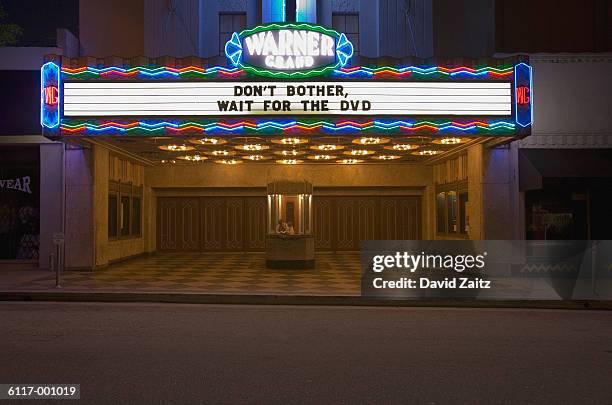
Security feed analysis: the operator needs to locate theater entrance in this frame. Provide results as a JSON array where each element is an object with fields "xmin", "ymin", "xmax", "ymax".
[{"xmin": 157, "ymin": 194, "xmax": 421, "ymax": 252}]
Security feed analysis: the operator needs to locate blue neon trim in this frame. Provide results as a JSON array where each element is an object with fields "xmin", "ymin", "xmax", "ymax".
[{"xmin": 40, "ymin": 62, "xmax": 60, "ymax": 129}]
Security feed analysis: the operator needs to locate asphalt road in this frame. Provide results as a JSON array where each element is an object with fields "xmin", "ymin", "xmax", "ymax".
[{"xmin": 0, "ymin": 303, "xmax": 611, "ymax": 405}]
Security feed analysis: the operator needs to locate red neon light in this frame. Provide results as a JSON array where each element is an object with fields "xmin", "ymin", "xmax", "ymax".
[
  {"xmin": 44, "ymin": 86, "xmax": 59, "ymax": 106},
  {"xmin": 516, "ymin": 86, "xmax": 530, "ymax": 105}
]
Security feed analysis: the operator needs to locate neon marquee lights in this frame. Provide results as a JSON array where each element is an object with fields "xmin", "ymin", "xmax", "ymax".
[
  {"xmin": 41, "ymin": 62, "xmax": 60, "ymax": 129},
  {"xmin": 60, "ymin": 65, "xmax": 514, "ymax": 79},
  {"xmin": 60, "ymin": 120, "xmax": 515, "ymax": 134},
  {"xmin": 514, "ymin": 63, "xmax": 533, "ymax": 128},
  {"xmin": 225, "ymin": 23, "xmax": 353, "ymax": 78}
]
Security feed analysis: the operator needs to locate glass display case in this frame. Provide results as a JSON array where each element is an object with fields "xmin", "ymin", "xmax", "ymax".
[{"xmin": 266, "ymin": 181, "xmax": 315, "ymax": 269}]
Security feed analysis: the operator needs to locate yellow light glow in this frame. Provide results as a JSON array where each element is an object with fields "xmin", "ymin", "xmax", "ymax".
[
  {"xmin": 237, "ymin": 143, "xmax": 269, "ymax": 151},
  {"xmin": 189, "ymin": 137, "xmax": 226, "ymax": 145},
  {"xmin": 209, "ymin": 150, "xmax": 235, "ymax": 156},
  {"xmin": 337, "ymin": 159, "xmax": 363, "ymax": 164},
  {"xmin": 386, "ymin": 143, "xmax": 418, "ymax": 151},
  {"xmin": 214, "ymin": 159, "xmax": 242, "ymax": 165},
  {"xmin": 158, "ymin": 144, "xmax": 194, "ymax": 152},
  {"xmin": 307, "ymin": 154, "xmax": 336, "ymax": 160},
  {"xmin": 354, "ymin": 137, "xmax": 389, "ymax": 145},
  {"xmin": 276, "ymin": 149, "xmax": 305, "ymax": 156},
  {"xmin": 345, "ymin": 149, "xmax": 375, "ymax": 156},
  {"xmin": 271, "ymin": 137, "xmax": 308, "ymax": 145},
  {"xmin": 177, "ymin": 155, "xmax": 207, "ymax": 161},
  {"xmin": 276, "ymin": 159, "xmax": 303, "ymax": 165},
  {"xmin": 374, "ymin": 155, "xmax": 401, "ymax": 160},
  {"xmin": 433, "ymin": 137, "xmax": 464, "ymax": 145},
  {"xmin": 242, "ymin": 155, "xmax": 268, "ymax": 161},
  {"xmin": 412, "ymin": 149, "xmax": 442, "ymax": 156},
  {"xmin": 312, "ymin": 144, "xmax": 343, "ymax": 151}
]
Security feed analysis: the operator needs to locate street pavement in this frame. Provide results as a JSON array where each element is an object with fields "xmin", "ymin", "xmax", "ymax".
[{"xmin": 0, "ymin": 303, "xmax": 611, "ymax": 404}]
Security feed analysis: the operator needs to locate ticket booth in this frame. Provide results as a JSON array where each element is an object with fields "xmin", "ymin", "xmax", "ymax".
[{"xmin": 266, "ymin": 181, "xmax": 314, "ymax": 269}]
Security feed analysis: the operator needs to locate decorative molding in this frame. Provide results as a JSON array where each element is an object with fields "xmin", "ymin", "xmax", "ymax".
[{"xmin": 519, "ymin": 133, "xmax": 612, "ymax": 148}]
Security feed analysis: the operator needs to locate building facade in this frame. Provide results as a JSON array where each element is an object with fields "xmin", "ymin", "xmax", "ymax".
[{"xmin": 2, "ymin": 0, "xmax": 610, "ymax": 270}]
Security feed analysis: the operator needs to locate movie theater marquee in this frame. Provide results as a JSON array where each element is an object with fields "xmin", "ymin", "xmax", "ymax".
[{"xmin": 42, "ymin": 22, "xmax": 533, "ymax": 133}]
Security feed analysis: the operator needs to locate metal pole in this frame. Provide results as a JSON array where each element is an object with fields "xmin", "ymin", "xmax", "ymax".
[{"xmin": 55, "ymin": 243, "xmax": 62, "ymax": 288}]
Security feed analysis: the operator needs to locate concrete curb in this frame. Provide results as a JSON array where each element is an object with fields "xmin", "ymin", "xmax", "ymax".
[{"xmin": 1, "ymin": 291, "xmax": 611, "ymax": 310}]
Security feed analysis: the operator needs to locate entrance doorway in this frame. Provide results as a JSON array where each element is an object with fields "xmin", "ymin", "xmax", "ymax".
[{"xmin": 157, "ymin": 195, "xmax": 421, "ymax": 252}]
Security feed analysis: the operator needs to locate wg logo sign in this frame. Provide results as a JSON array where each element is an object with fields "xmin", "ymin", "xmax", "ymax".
[{"xmin": 225, "ymin": 23, "xmax": 354, "ymax": 78}]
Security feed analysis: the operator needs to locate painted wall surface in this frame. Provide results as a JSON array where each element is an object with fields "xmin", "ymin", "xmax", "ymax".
[
  {"xmin": 519, "ymin": 55, "xmax": 612, "ymax": 149},
  {"xmin": 64, "ymin": 148, "xmax": 94, "ymax": 269},
  {"xmin": 92, "ymin": 145, "xmax": 148, "ymax": 268},
  {"xmin": 146, "ymin": 163, "xmax": 432, "ymax": 189},
  {"xmin": 39, "ymin": 143, "xmax": 64, "ymax": 269},
  {"xmin": 80, "ymin": 0, "xmax": 145, "ymax": 56}
]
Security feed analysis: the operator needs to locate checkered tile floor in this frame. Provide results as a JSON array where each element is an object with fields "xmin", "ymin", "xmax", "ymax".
[{"xmin": 11, "ymin": 253, "xmax": 361, "ymax": 296}]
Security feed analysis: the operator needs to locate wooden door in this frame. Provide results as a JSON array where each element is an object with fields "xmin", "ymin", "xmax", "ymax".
[
  {"xmin": 245, "ymin": 197, "xmax": 266, "ymax": 251},
  {"xmin": 157, "ymin": 197, "xmax": 200, "ymax": 251},
  {"xmin": 313, "ymin": 195, "xmax": 422, "ymax": 251}
]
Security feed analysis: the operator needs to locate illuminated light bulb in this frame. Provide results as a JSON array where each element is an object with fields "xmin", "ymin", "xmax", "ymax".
[
  {"xmin": 337, "ymin": 159, "xmax": 363, "ymax": 164},
  {"xmin": 308, "ymin": 154, "xmax": 336, "ymax": 160},
  {"xmin": 375, "ymin": 155, "xmax": 401, "ymax": 160},
  {"xmin": 211, "ymin": 150, "xmax": 232, "ymax": 156},
  {"xmin": 196, "ymin": 138, "xmax": 219, "ymax": 145},
  {"xmin": 279, "ymin": 150, "xmax": 301, "ymax": 156},
  {"xmin": 439, "ymin": 137, "xmax": 462, "ymax": 145},
  {"xmin": 159, "ymin": 144, "xmax": 193, "ymax": 152},
  {"xmin": 237, "ymin": 143, "xmax": 269, "ymax": 151},
  {"xmin": 178, "ymin": 155, "xmax": 206, "ymax": 162},
  {"xmin": 276, "ymin": 159, "xmax": 302, "ymax": 165},
  {"xmin": 243, "ymin": 155, "xmax": 267, "ymax": 161},
  {"xmin": 359, "ymin": 137, "xmax": 380, "ymax": 145},
  {"xmin": 389, "ymin": 144, "xmax": 417, "ymax": 151},
  {"xmin": 413, "ymin": 149, "xmax": 441, "ymax": 156},
  {"xmin": 316, "ymin": 144, "xmax": 339, "ymax": 151},
  {"xmin": 346, "ymin": 149, "xmax": 375, "ymax": 156},
  {"xmin": 281, "ymin": 138, "xmax": 302, "ymax": 144},
  {"xmin": 215, "ymin": 159, "xmax": 242, "ymax": 165},
  {"xmin": 161, "ymin": 159, "xmax": 176, "ymax": 164}
]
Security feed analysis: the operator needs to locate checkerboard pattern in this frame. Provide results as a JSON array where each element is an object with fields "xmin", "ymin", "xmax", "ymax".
[{"xmin": 14, "ymin": 253, "xmax": 361, "ymax": 296}]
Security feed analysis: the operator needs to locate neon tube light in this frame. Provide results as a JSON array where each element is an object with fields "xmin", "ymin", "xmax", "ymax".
[
  {"xmin": 60, "ymin": 120, "xmax": 515, "ymax": 134},
  {"xmin": 60, "ymin": 65, "xmax": 514, "ymax": 79}
]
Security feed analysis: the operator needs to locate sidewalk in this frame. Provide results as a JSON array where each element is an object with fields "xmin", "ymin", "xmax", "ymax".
[{"xmin": 1, "ymin": 252, "xmax": 610, "ymax": 309}]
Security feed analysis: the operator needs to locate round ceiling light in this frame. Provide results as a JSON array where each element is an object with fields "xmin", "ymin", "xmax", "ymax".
[
  {"xmin": 214, "ymin": 159, "xmax": 242, "ymax": 165},
  {"xmin": 158, "ymin": 144, "xmax": 194, "ymax": 152},
  {"xmin": 412, "ymin": 149, "xmax": 442, "ymax": 156},
  {"xmin": 307, "ymin": 154, "xmax": 337, "ymax": 160},
  {"xmin": 337, "ymin": 159, "xmax": 364, "ymax": 164},
  {"xmin": 177, "ymin": 155, "xmax": 207, "ymax": 162},
  {"xmin": 353, "ymin": 137, "xmax": 390, "ymax": 145},
  {"xmin": 276, "ymin": 159, "xmax": 303, "ymax": 165}
]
